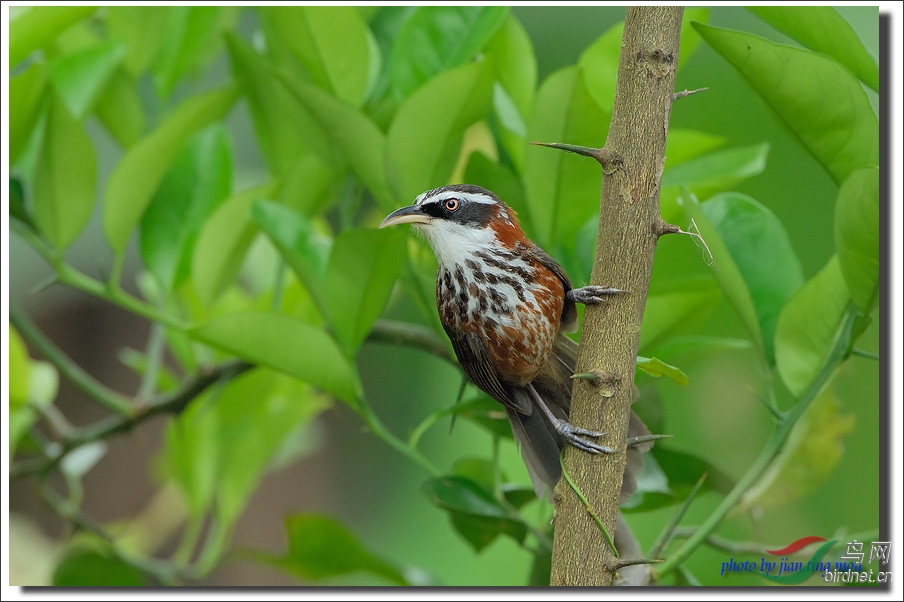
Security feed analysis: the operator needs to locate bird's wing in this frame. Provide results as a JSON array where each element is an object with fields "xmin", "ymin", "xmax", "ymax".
[
  {"xmin": 529, "ymin": 242, "xmax": 577, "ymax": 331},
  {"xmin": 445, "ymin": 328, "xmax": 532, "ymax": 415}
]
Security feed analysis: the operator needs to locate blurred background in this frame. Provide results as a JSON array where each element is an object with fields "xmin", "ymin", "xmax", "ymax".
[{"xmin": 9, "ymin": 6, "xmax": 881, "ymax": 586}]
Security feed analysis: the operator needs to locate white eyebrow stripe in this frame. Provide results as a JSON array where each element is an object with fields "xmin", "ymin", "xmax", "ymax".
[{"xmin": 416, "ymin": 190, "xmax": 498, "ymax": 206}]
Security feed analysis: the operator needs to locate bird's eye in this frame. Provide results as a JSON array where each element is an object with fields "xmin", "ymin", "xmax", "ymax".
[{"xmin": 444, "ymin": 198, "xmax": 460, "ymax": 211}]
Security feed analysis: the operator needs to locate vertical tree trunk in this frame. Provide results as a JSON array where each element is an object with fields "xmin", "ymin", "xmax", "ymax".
[{"xmin": 550, "ymin": 6, "xmax": 683, "ymax": 586}]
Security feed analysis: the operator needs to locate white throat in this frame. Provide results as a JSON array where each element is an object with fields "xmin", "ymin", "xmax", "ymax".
[{"xmin": 414, "ymin": 221, "xmax": 499, "ymax": 269}]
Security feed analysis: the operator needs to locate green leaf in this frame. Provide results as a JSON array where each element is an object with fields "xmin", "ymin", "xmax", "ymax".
[
  {"xmin": 94, "ymin": 69, "xmax": 145, "ymax": 148},
  {"xmin": 275, "ymin": 71, "xmax": 394, "ymax": 210},
  {"xmin": 623, "ymin": 447, "xmax": 735, "ymax": 512},
  {"xmin": 578, "ymin": 21, "xmax": 622, "ymax": 113},
  {"xmin": 106, "ymin": 7, "xmax": 169, "ymax": 76},
  {"xmin": 277, "ymin": 154, "xmax": 341, "ymax": 218},
  {"xmin": 678, "ymin": 191, "xmax": 763, "ymax": 355},
  {"xmin": 10, "ymin": 64, "xmax": 48, "ymax": 165},
  {"xmin": 9, "ymin": 334, "xmax": 59, "ymax": 457},
  {"xmin": 262, "ymin": 7, "xmax": 372, "ymax": 107},
  {"xmin": 749, "ymin": 6, "xmax": 878, "ymax": 92},
  {"xmin": 49, "ymin": 40, "xmax": 124, "ymax": 119},
  {"xmin": 483, "ymin": 14, "xmax": 535, "ymax": 172},
  {"xmin": 452, "ymin": 396, "xmax": 513, "ymax": 440},
  {"xmin": 189, "ymin": 312, "xmax": 358, "ymax": 404},
  {"xmin": 701, "ymin": 193, "xmax": 805, "ymax": 363},
  {"xmin": 386, "ymin": 60, "xmax": 494, "ymax": 203},
  {"xmin": 736, "ymin": 375, "xmax": 854, "ymax": 514},
  {"xmin": 9, "ymin": 178, "xmax": 35, "ymax": 231},
  {"xmin": 774, "ymin": 256, "xmax": 850, "ymax": 397},
  {"xmin": 389, "ymin": 7, "xmax": 508, "ymax": 101},
  {"xmin": 32, "ymin": 94, "xmax": 97, "ymax": 250},
  {"xmin": 652, "ymin": 336, "xmax": 753, "ymax": 361},
  {"xmin": 324, "ymin": 229, "xmax": 408, "ymax": 356},
  {"xmin": 422, "ymin": 475, "xmax": 527, "ymax": 552},
  {"xmin": 451, "ymin": 457, "xmax": 498, "ymax": 492},
  {"xmin": 693, "ymin": 23, "xmax": 878, "ymax": 185},
  {"xmin": 53, "ymin": 545, "xmax": 148, "ymax": 586},
  {"xmin": 835, "ymin": 167, "xmax": 879, "ymax": 313},
  {"xmin": 9, "ymin": 327, "xmax": 30, "ymax": 413},
  {"xmin": 164, "ymin": 368, "xmax": 331, "ymax": 522},
  {"xmin": 10, "ymin": 6, "xmax": 97, "ymax": 67},
  {"xmin": 485, "ymin": 13, "xmax": 536, "ymax": 120},
  {"xmin": 274, "ymin": 513, "xmax": 408, "ymax": 585},
  {"xmin": 251, "ymin": 200, "xmax": 332, "ymax": 318},
  {"xmin": 679, "ymin": 8, "xmax": 710, "ymax": 68},
  {"xmin": 191, "ymin": 182, "xmax": 278, "ymax": 307},
  {"xmin": 640, "ymin": 277, "xmax": 721, "ymax": 353},
  {"xmin": 103, "ymin": 83, "xmax": 240, "ymax": 255},
  {"xmin": 664, "ymin": 129, "xmax": 726, "ymax": 170},
  {"xmin": 636, "ymin": 356, "xmax": 689, "ymax": 386},
  {"xmin": 151, "ymin": 7, "xmax": 237, "ymax": 99},
  {"xmin": 661, "ymin": 143, "xmax": 769, "ymax": 221},
  {"xmin": 524, "ymin": 66, "xmax": 609, "ymax": 248},
  {"xmin": 140, "ymin": 125, "xmax": 233, "ymax": 290},
  {"xmin": 226, "ymin": 33, "xmax": 334, "ymax": 178}
]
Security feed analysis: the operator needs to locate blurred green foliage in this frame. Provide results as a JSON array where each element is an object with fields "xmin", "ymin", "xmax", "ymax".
[{"xmin": 8, "ymin": 6, "xmax": 879, "ymax": 587}]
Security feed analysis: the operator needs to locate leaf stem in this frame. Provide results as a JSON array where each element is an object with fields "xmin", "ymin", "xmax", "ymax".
[
  {"xmin": 356, "ymin": 395, "xmax": 441, "ymax": 476},
  {"xmin": 136, "ymin": 322, "xmax": 165, "ymax": 403},
  {"xmin": 649, "ymin": 472, "xmax": 707, "ymax": 559},
  {"xmin": 559, "ymin": 453, "xmax": 618, "ymax": 558},
  {"xmin": 851, "ymin": 348, "xmax": 879, "ymax": 361},
  {"xmin": 11, "ymin": 309, "xmax": 135, "ymax": 416}
]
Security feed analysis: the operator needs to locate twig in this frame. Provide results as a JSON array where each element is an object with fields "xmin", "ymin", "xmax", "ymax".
[
  {"xmin": 367, "ymin": 319, "xmax": 453, "ymax": 363},
  {"xmin": 11, "ymin": 360, "xmax": 254, "ymax": 479},
  {"xmin": 672, "ymin": 87, "xmax": 708, "ymax": 101},
  {"xmin": 649, "ymin": 472, "xmax": 707, "ymax": 559},
  {"xmin": 11, "ymin": 308, "xmax": 135, "ymax": 416}
]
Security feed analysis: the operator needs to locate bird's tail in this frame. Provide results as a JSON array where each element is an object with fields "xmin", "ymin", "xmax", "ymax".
[{"xmin": 510, "ymin": 335, "xmax": 653, "ymax": 502}]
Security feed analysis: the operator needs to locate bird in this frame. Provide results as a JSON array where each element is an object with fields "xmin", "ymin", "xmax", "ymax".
[{"xmin": 380, "ymin": 183, "xmax": 651, "ymax": 501}]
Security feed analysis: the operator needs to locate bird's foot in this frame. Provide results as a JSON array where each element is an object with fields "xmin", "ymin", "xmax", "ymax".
[
  {"xmin": 554, "ymin": 420, "xmax": 617, "ymax": 454},
  {"xmin": 568, "ymin": 286, "xmax": 629, "ymax": 305}
]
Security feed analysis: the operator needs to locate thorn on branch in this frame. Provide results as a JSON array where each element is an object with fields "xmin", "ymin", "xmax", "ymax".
[
  {"xmin": 627, "ymin": 433, "xmax": 672, "ymax": 448},
  {"xmin": 29, "ymin": 273, "xmax": 60, "ymax": 295},
  {"xmin": 673, "ymin": 87, "xmax": 708, "ymax": 102},
  {"xmin": 572, "ymin": 371, "xmax": 602, "ymax": 382},
  {"xmin": 531, "ymin": 142, "xmax": 624, "ymax": 174},
  {"xmin": 654, "ymin": 219, "xmax": 681, "ymax": 237},
  {"xmin": 746, "ymin": 385, "xmax": 785, "ymax": 421},
  {"xmin": 610, "ymin": 557, "xmax": 664, "ymax": 571}
]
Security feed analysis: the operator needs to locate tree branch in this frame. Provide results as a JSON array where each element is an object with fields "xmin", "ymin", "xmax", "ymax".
[
  {"xmin": 11, "ymin": 308, "xmax": 135, "ymax": 416},
  {"xmin": 549, "ymin": 7, "xmax": 684, "ymax": 586},
  {"xmin": 11, "ymin": 360, "xmax": 253, "ymax": 479}
]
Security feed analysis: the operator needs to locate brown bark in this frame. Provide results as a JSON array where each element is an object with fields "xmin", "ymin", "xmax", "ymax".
[{"xmin": 550, "ymin": 6, "xmax": 683, "ymax": 586}]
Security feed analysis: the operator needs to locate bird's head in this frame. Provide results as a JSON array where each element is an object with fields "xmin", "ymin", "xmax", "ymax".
[{"xmin": 379, "ymin": 184, "xmax": 527, "ymax": 267}]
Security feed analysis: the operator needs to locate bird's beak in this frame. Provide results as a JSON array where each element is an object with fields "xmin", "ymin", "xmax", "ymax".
[{"xmin": 379, "ymin": 204, "xmax": 432, "ymax": 228}]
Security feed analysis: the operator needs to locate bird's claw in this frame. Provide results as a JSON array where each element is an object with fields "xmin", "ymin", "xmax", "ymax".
[
  {"xmin": 555, "ymin": 420, "xmax": 617, "ymax": 454},
  {"xmin": 568, "ymin": 286, "xmax": 629, "ymax": 305}
]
